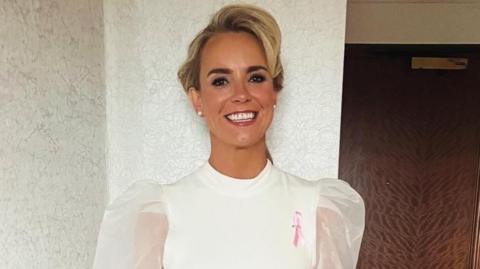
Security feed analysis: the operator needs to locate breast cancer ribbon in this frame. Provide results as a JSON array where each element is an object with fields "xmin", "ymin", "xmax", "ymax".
[{"xmin": 292, "ymin": 211, "xmax": 304, "ymax": 247}]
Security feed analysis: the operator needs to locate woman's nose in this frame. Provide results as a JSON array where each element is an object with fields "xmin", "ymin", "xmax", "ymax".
[{"xmin": 231, "ymin": 81, "xmax": 251, "ymax": 103}]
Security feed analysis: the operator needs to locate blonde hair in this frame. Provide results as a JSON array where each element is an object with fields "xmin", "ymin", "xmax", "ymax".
[{"xmin": 177, "ymin": 4, "xmax": 283, "ymax": 92}]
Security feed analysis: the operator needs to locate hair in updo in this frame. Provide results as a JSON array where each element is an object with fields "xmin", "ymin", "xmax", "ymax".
[{"xmin": 177, "ymin": 4, "xmax": 284, "ymax": 92}]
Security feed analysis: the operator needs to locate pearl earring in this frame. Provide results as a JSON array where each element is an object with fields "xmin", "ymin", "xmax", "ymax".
[
  {"xmin": 197, "ymin": 111, "xmax": 203, "ymax": 116},
  {"xmin": 273, "ymin": 104, "xmax": 277, "ymax": 109}
]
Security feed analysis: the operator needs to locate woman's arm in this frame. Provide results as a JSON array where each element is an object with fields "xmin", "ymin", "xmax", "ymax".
[
  {"xmin": 92, "ymin": 182, "xmax": 167, "ymax": 269},
  {"xmin": 134, "ymin": 209, "xmax": 168, "ymax": 269},
  {"xmin": 314, "ymin": 179, "xmax": 365, "ymax": 269}
]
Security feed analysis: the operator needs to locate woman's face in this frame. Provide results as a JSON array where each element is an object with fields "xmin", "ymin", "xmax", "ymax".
[{"xmin": 189, "ymin": 32, "xmax": 277, "ymax": 150}]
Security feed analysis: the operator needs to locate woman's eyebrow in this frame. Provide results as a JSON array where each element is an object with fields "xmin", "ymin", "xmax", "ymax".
[
  {"xmin": 207, "ymin": 65, "xmax": 268, "ymax": 77},
  {"xmin": 207, "ymin": 68, "xmax": 231, "ymax": 76},
  {"xmin": 247, "ymin": 65, "xmax": 268, "ymax": 73}
]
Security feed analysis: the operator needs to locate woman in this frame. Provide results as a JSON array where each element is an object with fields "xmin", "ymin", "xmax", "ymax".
[{"xmin": 93, "ymin": 4, "xmax": 364, "ymax": 269}]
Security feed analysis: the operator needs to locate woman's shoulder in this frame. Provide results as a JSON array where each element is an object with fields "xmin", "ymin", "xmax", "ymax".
[
  {"xmin": 272, "ymin": 165, "xmax": 346, "ymax": 188},
  {"xmin": 272, "ymin": 165, "xmax": 317, "ymax": 188},
  {"xmin": 273, "ymin": 166, "xmax": 363, "ymax": 204},
  {"xmin": 108, "ymin": 175, "xmax": 195, "ymax": 203},
  {"xmin": 314, "ymin": 178, "xmax": 364, "ymax": 211},
  {"xmin": 104, "ymin": 180, "xmax": 167, "ymax": 214}
]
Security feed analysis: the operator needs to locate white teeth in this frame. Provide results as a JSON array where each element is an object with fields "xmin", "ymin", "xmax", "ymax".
[{"xmin": 226, "ymin": 112, "xmax": 256, "ymax": 121}]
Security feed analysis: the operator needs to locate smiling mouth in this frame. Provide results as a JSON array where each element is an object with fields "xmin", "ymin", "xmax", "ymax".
[{"xmin": 224, "ymin": 111, "xmax": 258, "ymax": 123}]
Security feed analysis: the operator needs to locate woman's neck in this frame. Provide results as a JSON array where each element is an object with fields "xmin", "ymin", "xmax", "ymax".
[{"xmin": 208, "ymin": 139, "xmax": 268, "ymax": 179}]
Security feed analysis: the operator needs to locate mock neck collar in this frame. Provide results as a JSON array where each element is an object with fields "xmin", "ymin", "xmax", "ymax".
[{"xmin": 198, "ymin": 160, "xmax": 274, "ymax": 197}]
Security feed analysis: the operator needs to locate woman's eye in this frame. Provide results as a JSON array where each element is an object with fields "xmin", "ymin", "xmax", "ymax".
[
  {"xmin": 212, "ymin": 78, "xmax": 228, "ymax": 87},
  {"xmin": 249, "ymin": 74, "xmax": 266, "ymax": 83}
]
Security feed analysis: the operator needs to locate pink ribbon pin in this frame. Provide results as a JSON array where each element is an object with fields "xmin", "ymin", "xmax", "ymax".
[{"xmin": 292, "ymin": 211, "xmax": 304, "ymax": 247}]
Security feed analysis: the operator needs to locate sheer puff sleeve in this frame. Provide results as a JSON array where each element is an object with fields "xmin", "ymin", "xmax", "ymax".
[
  {"xmin": 93, "ymin": 181, "xmax": 168, "ymax": 269},
  {"xmin": 314, "ymin": 178, "xmax": 365, "ymax": 269}
]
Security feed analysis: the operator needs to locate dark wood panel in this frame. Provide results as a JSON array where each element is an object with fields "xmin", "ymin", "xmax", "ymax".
[{"xmin": 339, "ymin": 45, "xmax": 480, "ymax": 269}]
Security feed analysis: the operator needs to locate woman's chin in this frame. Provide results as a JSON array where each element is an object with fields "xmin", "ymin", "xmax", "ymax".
[
  {"xmin": 230, "ymin": 134, "xmax": 265, "ymax": 149},
  {"xmin": 210, "ymin": 131, "xmax": 266, "ymax": 150}
]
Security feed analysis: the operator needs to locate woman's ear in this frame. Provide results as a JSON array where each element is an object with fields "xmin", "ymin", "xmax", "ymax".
[{"xmin": 188, "ymin": 87, "xmax": 202, "ymax": 114}]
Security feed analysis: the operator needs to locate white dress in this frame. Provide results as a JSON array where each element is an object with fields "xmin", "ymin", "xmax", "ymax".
[{"xmin": 93, "ymin": 161, "xmax": 365, "ymax": 269}]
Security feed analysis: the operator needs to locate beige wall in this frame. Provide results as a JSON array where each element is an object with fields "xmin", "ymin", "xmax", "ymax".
[
  {"xmin": 0, "ymin": 1, "xmax": 106, "ymax": 268},
  {"xmin": 346, "ymin": 1, "xmax": 480, "ymax": 44}
]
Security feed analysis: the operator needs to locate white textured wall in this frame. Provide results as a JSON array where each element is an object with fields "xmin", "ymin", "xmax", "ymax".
[
  {"xmin": 0, "ymin": 1, "xmax": 106, "ymax": 269},
  {"xmin": 346, "ymin": 1, "xmax": 480, "ymax": 44},
  {"xmin": 1, "ymin": 0, "xmax": 347, "ymax": 267},
  {"xmin": 105, "ymin": 0, "xmax": 348, "ymax": 200}
]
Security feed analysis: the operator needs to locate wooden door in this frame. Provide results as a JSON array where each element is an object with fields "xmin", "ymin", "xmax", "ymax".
[{"xmin": 339, "ymin": 45, "xmax": 480, "ymax": 269}]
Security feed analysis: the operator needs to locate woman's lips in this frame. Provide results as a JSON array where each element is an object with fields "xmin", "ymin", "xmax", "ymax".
[{"xmin": 224, "ymin": 111, "xmax": 257, "ymax": 126}]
